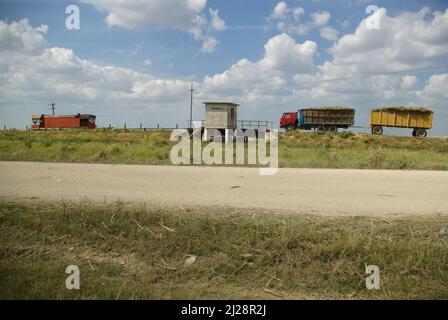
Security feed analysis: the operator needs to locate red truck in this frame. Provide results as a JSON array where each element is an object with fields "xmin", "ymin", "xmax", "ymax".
[
  {"xmin": 31, "ymin": 114, "xmax": 96, "ymax": 129},
  {"xmin": 280, "ymin": 107, "xmax": 355, "ymax": 132}
]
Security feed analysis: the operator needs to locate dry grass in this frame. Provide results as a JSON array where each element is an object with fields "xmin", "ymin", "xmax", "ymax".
[
  {"xmin": 0, "ymin": 129, "xmax": 447, "ymax": 170},
  {"xmin": 372, "ymin": 106, "xmax": 433, "ymax": 113},
  {"xmin": 1, "ymin": 199, "xmax": 447, "ymax": 299},
  {"xmin": 300, "ymin": 106, "xmax": 355, "ymax": 110}
]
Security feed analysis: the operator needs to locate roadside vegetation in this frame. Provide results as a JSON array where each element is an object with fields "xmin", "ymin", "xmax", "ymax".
[
  {"xmin": 281, "ymin": 130, "xmax": 448, "ymax": 170},
  {"xmin": 1, "ymin": 199, "xmax": 447, "ymax": 299},
  {"xmin": 0, "ymin": 129, "xmax": 447, "ymax": 170}
]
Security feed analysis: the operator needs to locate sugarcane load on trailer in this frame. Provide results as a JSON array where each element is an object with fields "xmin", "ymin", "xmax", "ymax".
[
  {"xmin": 279, "ymin": 106, "xmax": 355, "ymax": 132},
  {"xmin": 370, "ymin": 106, "xmax": 433, "ymax": 137}
]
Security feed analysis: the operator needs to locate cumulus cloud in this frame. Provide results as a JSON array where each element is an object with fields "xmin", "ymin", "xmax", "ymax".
[
  {"xmin": 262, "ymin": 34, "xmax": 317, "ymax": 74},
  {"xmin": 314, "ymin": 7, "xmax": 448, "ymax": 99},
  {"xmin": 2, "ymin": 5, "xmax": 448, "ymax": 129},
  {"xmin": 269, "ymin": 1, "xmax": 304, "ymax": 22},
  {"xmin": 320, "ymin": 27, "xmax": 339, "ymax": 41},
  {"xmin": 83, "ymin": 0, "xmax": 225, "ymax": 53},
  {"xmin": 209, "ymin": 8, "xmax": 226, "ymax": 31},
  {"xmin": 83, "ymin": 0, "xmax": 206, "ymax": 29},
  {"xmin": 203, "ymin": 33, "xmax": 317, "ymax": 89},
  {"xmin": 324, "ymin": 7, "xmax": 448, "ymax": 77},
  {"xmin": 201, "ymin": 33, "xmax": 317, "ymax": 106},
  {"xmin": 0, "ymin": 18, "xmax": 190, "ymax": 103},
  {"xmin": 311, "ymin": 11, "xmax": 330, "ymax": 27},
  {"xmin": 292, "ymin": 7, "xmax": 305, "ymax": 21},
  {"xmin": 264, "ymin": 6, "xmax": 448, "ymax": 121},
  {"xmin": 268, "ymin": 1, "xmax": 307, "ymax": 35},
  {"xmin": 2, "ymin": 19, "xmax": 316, "ymax": 110},
  {"xmin": 401, "ymin": 75, "xmax": 417, "ymax": 89},
  {"xmin": 0, "ymin": 18, "xmax": 47, "ymax": 53},
  {"xmin": 270, "ymin": 2, "xmax": 289, "ymax": 20},
  {"xmin": 418, "ymin": 73, "xmax": 448, "ymax": 100},
  {"xmin": 268, "ymin": 2, "xmax": 336, "ymax": 40}
]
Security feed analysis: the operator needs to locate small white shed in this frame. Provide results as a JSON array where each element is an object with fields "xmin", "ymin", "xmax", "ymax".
[{"xmin": 204, "ymin": 102, "xmax": 239, "ymax": 129}]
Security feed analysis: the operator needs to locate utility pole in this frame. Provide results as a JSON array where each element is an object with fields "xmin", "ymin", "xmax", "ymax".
[
  {"xmin": 49, "ymin": 102, "xmax": 56, "ymax": 115},
  {"xmin": 189, "ymin": 82, "xmax": 194, "ymax": 129}
]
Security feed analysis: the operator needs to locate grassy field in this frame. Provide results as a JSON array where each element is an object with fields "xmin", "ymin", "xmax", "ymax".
[
  {"xmin": 0, "ymin": 129, "xmax": 447, "ymax": 170},
  {"xmin": 0, "ymin": 199, "xmax": 447, "ymax": 299}
]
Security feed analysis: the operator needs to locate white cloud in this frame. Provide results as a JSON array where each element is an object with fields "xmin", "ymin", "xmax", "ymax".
[
  {"xmin": 83, "ymin": 0, "xmax": 206, "ymax": 29},
  {"xmin": 0, "ymin": 18, "xmax": 47, "ymax": 53},
  {"xmin": 83, "ymin": 0, "xmax": 225, "ymax": 53},
  {"xmin": 292, "ymin": 7, "xmax": 305, "ymax": 22},
  {"xmin": 209, "ymin": 8, "xmax": 226, "ymax": 31},
  {"xmin": 200, "ymin": 35, "xmax": 218, "ymax": 53},
  {"xmin": 0, "ymin": 18, "xmax": 190, "ymax": 103},
  {"xmin": 269, "ymin": 2, "xmax": 304, "ymax": 22},
  {"xmin": 320, "ymin": 27, "xmax": 338, "ymax": 41},
  {"xmin": 268, "ymin": 2, "xmax": 307, "ymax": 35},
  {"xmin": 269, "ymin": 3, "xmax": 335, "ymax": 38},
  {"xmin": 400, "ymin": 75, "xmax": 417, "ymax": 89},
  {"xmin": 188, "ymin": 13, "xmax": 220, "ymax": 53},
  {"xmin": 418, "ymin": 73, "xmax": 448, "ymax": 99},
  {"xmin": 292, "ymin": 73, "xmax": 316, "ymax": 84},
  {"xmin": 2, "ymin": 6, "xmax": 448, "ymax": 130},
  {"xmin": 276, "ymin": 21, "xmax": 309, "ymax": 35},
  {"xmin": 143, "ymin": 59, "xmax": 152, "ymax": 66},
  {"xmin": 326, "ymin": 7, "xmax": 448, "ymax": 76},
  {"xmin": 315, "ymin": 7, "xmax": 448, "ymax": 100},
  {"xmin": 271, "ymin": 2, "xmax": 289, "ymax": 20},
  {"xmin": 311, "ymin": 11, "xmax": 330, "ymax": 27},
  {"xmin": 262, "ymin": 34, "xmax": 317, "ymax": 74},
  {"xmin": 202, "ymin": 33, "xmax": 317, "ymax": 106}
]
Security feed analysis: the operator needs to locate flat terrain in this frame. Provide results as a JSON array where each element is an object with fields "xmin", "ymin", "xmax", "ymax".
[
  {"xmin": 1, "ymin": 131, "xmax": 447, "ymax": 299},
  {"xmin": 1, "ymin": 161, "xmax": 447, "ymax": 216},
  {"xmin": 1, "ymin": 200, "xmax": 447, "ymax": 299},
  {"xmin": 1, "ymin": 130, "xmax": 447, "ymax": 170}
]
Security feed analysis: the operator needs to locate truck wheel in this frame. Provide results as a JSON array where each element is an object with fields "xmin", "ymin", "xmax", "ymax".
[
  {"xmin": 328, "ymin": 126, "xmax": 338, "ymax": 133},
  {"xmin": 316, "ymin": 126, "xmax": 325, "ymax": 132},
  {"xmin": 412, "ymin": 129, "xmax": 416, "ymax": 137},
  {"xmin": 372, "ymin": 126, "xmax": 383, "ymax": 135},
  {"xmin": 286, "ymin": 125, "xmax": 294, "ymax": 132},
  {"xmin": 415, "ymin": 129, "xmax": 427, "ymax": 137}
]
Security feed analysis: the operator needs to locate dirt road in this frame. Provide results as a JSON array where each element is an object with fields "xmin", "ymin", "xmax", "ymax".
[{"xmin": 1, "ymin": 161, "xmax": 447, "ymax": 216}]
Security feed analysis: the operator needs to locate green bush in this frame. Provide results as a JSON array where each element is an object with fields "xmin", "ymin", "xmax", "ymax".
[{"xmin": 339, "ymin": 131, "xmax": 355, "ymax": 139}]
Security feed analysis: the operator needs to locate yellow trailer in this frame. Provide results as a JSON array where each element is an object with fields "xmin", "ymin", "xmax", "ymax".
[{"xmin": 370, "ymin": 107, "xmax": 433, "ymax": 137}]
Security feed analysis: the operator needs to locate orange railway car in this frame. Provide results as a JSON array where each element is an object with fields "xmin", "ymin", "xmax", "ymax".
[{"xmin": 31, "ymin": 114, "xmax": 96, "ymax": 130}]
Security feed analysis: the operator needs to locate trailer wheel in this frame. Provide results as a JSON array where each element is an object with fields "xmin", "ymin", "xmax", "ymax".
[
  {"xmin": 328, "ymin": 126, "xmax": 338, "ymax": 133},
  {"xmin": 415, "ymin": 129, "xmax": 427, "ymax": 137},
  {"xmin": 316, "ymin": 126, "xmax": 325, "ymax": 132},
  {"xmin": 372, "ymin": 126, "xmax": 383, "ymax": 135},
  {"xmin": 412, "ymin": 129, "xmax": 416, "ymax": 137}
]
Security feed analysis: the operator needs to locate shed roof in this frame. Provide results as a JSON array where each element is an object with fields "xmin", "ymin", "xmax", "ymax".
[
  {"xmin": 203, "ymin": 102, "xmax": 239, "ymax": 107},
  {"xmin": 39, "ymin": 114, "xmax": 96, "ymax": 118}
]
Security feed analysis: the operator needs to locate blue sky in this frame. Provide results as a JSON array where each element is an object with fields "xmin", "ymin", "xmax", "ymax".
[{"xmin": 0, "ymin": 0, "xmax": 447, "ymax": 135}]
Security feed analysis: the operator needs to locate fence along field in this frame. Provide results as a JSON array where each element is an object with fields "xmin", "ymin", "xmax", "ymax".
[{"xmin": 0, "ymin": 129, "xmax": 447, "ymax": 170}]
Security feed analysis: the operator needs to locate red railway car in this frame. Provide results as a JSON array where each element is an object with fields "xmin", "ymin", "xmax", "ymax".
[{"xmin": 31, "ymin": 114, "xmax": 96, "ymax": 130}]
